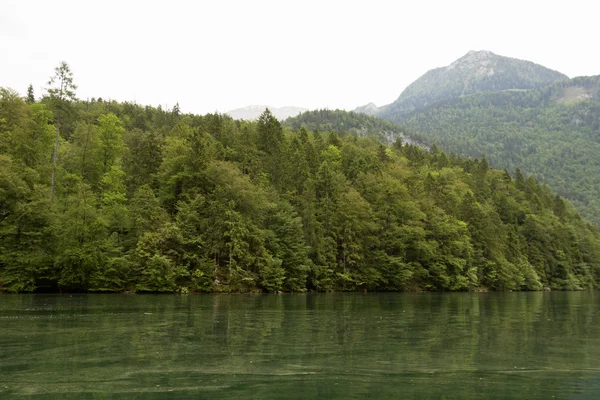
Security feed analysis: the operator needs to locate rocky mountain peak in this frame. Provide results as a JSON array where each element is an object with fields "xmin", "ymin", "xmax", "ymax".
[
  {"xmin": 446, "ymin": 50, "xmax": 496, "ymax": 75},
  {"xmin": 356, "ymin": 50, "xmax": 567, "ymax": 119}
]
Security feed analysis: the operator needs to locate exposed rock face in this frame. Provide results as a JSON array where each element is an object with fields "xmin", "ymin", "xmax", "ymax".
[
  {"xmin": 355, "ymin": 50, "xmax": 568, "ymax": 121},
  {"xmin": 353, "ymin": 102, "xmax": 381, "ymax": 116},
  {"xmin": 446, "ymin": 50, "xmax": 496, "ymax": 75},
  {"xmin": 226, "ymin": 105, "xmax": 308, "ymax": 121}
]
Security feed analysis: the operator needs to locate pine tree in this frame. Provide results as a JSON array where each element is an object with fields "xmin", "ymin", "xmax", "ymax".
[
  {"xmin": 47, "ymin": 61, "xmax": 77, "ymax": 202},
  {"xmin": 26, "ymin": 84, "xmax": 35, "ymax": 104}
]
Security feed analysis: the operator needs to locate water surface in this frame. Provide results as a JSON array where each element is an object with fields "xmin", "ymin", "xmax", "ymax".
[{"xmin": 1, "ymin": 292, "xmax": 599, "ymax": 398}]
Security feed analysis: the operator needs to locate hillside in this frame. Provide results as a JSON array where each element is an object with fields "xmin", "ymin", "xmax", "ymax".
[
  {"xmin": 226, "ymin": 105, "xmax": 307, "ymax": 121},
  {"xmin": 284, "ymin": 109, "xmax": 410, "ymax": 144},
  {"xmin": 2, "ymin": 88, "xmax": 600, "ymax": 293},
  {"xmin": 353, "ymin": 102, "xmax": 380, "ymax": 116},
  {"xmin": 356, "ymin": 50, "xmax": 567, "ymax": 119},
  {"xmin": 397, "ymin": 75, "xmax": 600, "ymax": 224}
]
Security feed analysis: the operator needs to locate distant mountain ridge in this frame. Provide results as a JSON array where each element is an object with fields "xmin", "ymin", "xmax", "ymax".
[
  {"xmin": 355, "ymin": 50, "xmax": 568, "ymax": 120},
  {"xmin": 284, "ymin": 109, "xmax": 420, "ymax": 145},
  {"xmin": 353, "ymin": 102, "xmax": 380, "ymax": 116},
  {"xmin": 226, "ymin": 105, "xmax": 308, "ymax": 121}
]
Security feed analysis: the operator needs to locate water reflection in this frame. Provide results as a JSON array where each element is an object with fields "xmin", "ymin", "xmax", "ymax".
[{"xmin": 0, "ymin": 293, "xmax": 599, "ymax": 398}]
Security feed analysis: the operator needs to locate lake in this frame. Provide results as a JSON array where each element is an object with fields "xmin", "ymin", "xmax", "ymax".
[{"xmin": 1, "ymin": 292, "xmax": 599, "ymax": 398}]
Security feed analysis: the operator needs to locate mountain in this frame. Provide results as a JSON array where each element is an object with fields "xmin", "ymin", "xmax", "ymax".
[
  {"xmin": 353, "ymin": 102, "xmax": 381, "ymax": 116},
  {"xmin": 356, "ymin": 50, "xmax": 568, "ymax": 120},
  {"xmin": 353, "ymin": 51, "xmax": 600, "ymax": 225},
  {"xmin": 226, "ymin": 105, "xmax": 308, "ymax": 121},
  {"xmin": 398, "ymin": 75, "xmax": 600, "ymax": 225}
]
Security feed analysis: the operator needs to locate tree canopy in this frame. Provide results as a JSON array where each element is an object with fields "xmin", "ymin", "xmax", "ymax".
[
  {"xmin": 1, "ymin": 76, "xmax": 600, "ymax": 293},
  {"xmin": 392, "ymin": 76, "xmax": 600, "ymax": 225}
]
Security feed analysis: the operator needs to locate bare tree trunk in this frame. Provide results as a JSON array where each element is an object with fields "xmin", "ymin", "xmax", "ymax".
[{"xmin": 50, "ymin": 124, "xmax": 59, "ymax": 202}]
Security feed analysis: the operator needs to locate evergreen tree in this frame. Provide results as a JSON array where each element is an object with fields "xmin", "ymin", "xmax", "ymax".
[
  {"xmin": 2, "ymin": 86, "xmax": 600, "ymax": 293},
  {"xmin": 46, "ymin": 61, "xmax": 77, "ymax": 202},
  {"xmin": 26, "ymin": 84, "xmax": 35, "ymax": 104}
]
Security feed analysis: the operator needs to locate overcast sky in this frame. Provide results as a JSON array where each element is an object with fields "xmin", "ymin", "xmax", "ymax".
[{"xmin": 2, "ymin": 0, "xmax": 599, "ymax": 114}]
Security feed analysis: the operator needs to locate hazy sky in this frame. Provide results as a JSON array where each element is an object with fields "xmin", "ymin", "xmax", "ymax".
[{"xmin": 2, "ymin": 0, "xmax": 599, "ymax": 114}]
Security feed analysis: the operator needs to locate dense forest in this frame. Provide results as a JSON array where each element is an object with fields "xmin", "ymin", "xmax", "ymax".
[
  {"xmin": 1, "ymin": 63, "xmax": 600, "ymax": 293},
  {"xmin": 395, "ymin": 76, "xmax": 600, "ymax": 225}
]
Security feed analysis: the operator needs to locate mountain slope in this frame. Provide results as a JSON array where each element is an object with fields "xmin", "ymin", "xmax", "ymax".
[
  {"xmin": 398, "ymin": 75, "xmax": 600, "ymax": 224},
  {"xmin": 357, "ymin": 50, "xmax": 568, "ymax": 120},
  {"xmin": 226, "ymin": 105, "xmax": 308, "ymax": 121},
  {"xmin": 353, "ymin": 102, "xmax": 381, "ymax": 116},
  {"xmin": 284, "ymin": 109, "xmax": 414, "ymax": 144}
]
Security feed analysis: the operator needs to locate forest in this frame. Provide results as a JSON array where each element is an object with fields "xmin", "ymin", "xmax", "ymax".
[
  {"xmin": 1, "ymin": 63, "xmax": 600, "ymax": 293},
  {"xmin": 395, "ymin": 76, "xmax": 600, "ymax": 225}
]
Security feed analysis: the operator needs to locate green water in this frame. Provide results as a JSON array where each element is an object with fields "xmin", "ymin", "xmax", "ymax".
[{"xmin": 0, "ymin": 293, "xmax": 599, "ymax": 399}]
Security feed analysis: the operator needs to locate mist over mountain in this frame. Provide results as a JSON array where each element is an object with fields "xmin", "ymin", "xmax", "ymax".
[
  {"xmin": 353, "ymin": 102, "xmax": 381, "ymax": 116},
  {"xmin": 226, "ymin": 105, "xmax": 308, "ymax": 121}
]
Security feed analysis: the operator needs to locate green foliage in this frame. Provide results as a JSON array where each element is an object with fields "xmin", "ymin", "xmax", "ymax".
[
  {"xmin": 392, "ymin": 75, "xmax": 600, "ymax": 226},
  {"xmin": 97, "ymin": 113, "xmax": 125, "ymax": 173},
  {"xmin": 26, "ymin": 84, "xmax": 35, "ymax": 104},
  {"xmin": 47, "ymin": 61, "xmax": 77, "ymax": 103},
  {"xmin": 2, "ymin": 87, "xmax": 600, "ymax": 294},
  {"xmin": 133, "ymin": 224, "xmax": 189, "ymax": 292}
]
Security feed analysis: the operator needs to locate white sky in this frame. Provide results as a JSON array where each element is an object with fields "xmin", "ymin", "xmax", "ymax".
[{"xmin": 1, "ymin": 0, "xmax": 599, "ymax": 114}]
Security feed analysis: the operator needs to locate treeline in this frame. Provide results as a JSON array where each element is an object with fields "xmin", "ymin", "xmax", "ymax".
[
  {"xmin": 395, "ymin": 76, "xmax": 600, "ymax": 225},
  {"xmin": 284, "ymin": 109, "xmax": 403, "ymax": 143},
  {"xmin": 1, "ymin": 72, "xmax": 600, "ymax": 293}
]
